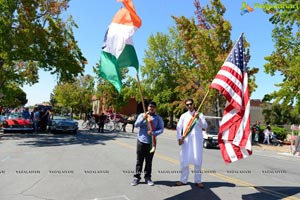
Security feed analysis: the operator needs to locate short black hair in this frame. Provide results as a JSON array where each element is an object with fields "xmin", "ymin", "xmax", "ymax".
[
  {"xmin": 148, "ymin": 101, "xmax": 157, "ymax": 107},
  {"xmin": 185, "ymin": 98, "xmax": 194, "ymax": 104}
]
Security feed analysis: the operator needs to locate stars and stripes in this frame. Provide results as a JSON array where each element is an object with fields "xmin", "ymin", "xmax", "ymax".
[{"xmin": 210, "ymin": 33, "xmax": 252, "ymax": 163}]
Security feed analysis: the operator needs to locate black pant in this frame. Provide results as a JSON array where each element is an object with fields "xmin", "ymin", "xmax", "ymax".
[
  {"xmin": 98, "ymin": 122, "xmax": 104, "ymax": 133},
  {"xmin": 134, "ymin": 140, "xmax": 154, "ymax": 180}
]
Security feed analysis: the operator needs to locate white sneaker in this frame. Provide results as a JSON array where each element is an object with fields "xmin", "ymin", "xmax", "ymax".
[
  {"xmin": 146, "ymin": 179, "xmax": 154, "ymax": 186},
  {"xmin": 131, "ymin": 178, "xmax": 140, "ymax": 186}
]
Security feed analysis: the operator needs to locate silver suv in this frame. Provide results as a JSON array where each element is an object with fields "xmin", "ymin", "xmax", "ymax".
[{"xmin": 203, "ymin": 116, "xmax": 221, "ymax": 149}]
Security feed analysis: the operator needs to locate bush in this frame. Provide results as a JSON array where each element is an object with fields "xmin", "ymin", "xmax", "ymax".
[
  {"xmin": 73, "ymin": 115, "xmax": 80, "ymax": 120},
  {"xmin": 272, "ymin": 127, "xmax": 287, "ymax": 141}
]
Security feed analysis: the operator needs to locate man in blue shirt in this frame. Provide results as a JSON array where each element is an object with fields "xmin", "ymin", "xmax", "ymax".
[
  {"xmin": 22, "ymin": 108, "xmax": 30, "ymax": 119},
  {"xmin": 131, "ymin": 101, "xmax": 164, "ymax": 186}
]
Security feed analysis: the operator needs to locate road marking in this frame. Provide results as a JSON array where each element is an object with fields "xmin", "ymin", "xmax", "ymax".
[
  {"xmin": 1, "ymin": 155, "xmax": 11, "ymax": 162},
  {"xmin": 91, "ymin": 195, "xmax": 130, "ymax": 200},
  {"xmin": 256, "ymin": 152, "xmax": 300, "ymax": 163},
  {"xmin": 279, "ymin": 152, "xmax": 300, "ymax": 158},
  {"xmin": 113, "ymin": 140, "xmax": 299, "ymax": 200}
]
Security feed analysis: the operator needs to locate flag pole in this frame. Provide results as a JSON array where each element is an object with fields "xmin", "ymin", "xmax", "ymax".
[
  {"xmin": 196, "ymin": 88, "xmax": 211, "ymax": 113},
  {"xmin": 195, "ymin": 33, "xmax": 245, "ymax": 114},
  {"xmin": 136, "ymin": 73, "xmax": 146, "ymax": 113},
  {"xmin": 182, "ymin": 88, "xmax": 211, "ymax": 139},
  {"xmin": 136, "ymin": 73, "xmax": 156, "ymax": 153}
]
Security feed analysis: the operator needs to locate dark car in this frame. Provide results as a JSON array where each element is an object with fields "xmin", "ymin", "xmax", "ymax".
[
  {"xmin": 48, "ymin": 116, "xmax": 78, "ymax": 134},
  {"xmin": 1, "ymin": 113, "xmax": 34, "ymax": 133}
]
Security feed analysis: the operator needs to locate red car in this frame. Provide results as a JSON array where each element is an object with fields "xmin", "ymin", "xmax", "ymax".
[{"xmin": 1, "ymin": 113, "xmax": 34, "ymax": 133}]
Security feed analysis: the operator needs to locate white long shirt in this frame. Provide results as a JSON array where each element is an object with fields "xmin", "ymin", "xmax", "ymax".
[
  {"xmin": 176, "ymin": 111, "xmax": 207, "ymax": 167},
  {"xmin": 264, "ymin": 129, "xmax": 272, "ymax": 138}
]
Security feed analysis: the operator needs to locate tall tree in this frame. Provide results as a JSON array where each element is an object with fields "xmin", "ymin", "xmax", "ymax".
[
  {"xmin": 263, "ymin": 0, "xmax": 300, "ymax": 115},
  {"xmin": 94, "ymin": 62, "xmax": 134, "ymax": 112},
  {"xmin": 0, "ymin": 83, "xmax": 27, "ymax": 107},
  {"xmin": 141, "ymin": 27, "xmax": 187, "ymax": 126},
  {"xmin": 0, "ymin": 0, "xmax": 86, "ymax": 95},
  {"xmin": 263, "ymin": 103, "xmax": 300, "ymax": 125},
  {"xmin": 52, "ymin": 75, "xmax": 94, "ymax": 115},
  {"xmin": 173, "ymin": 0, "xmax": 258, "ymax": 116}
]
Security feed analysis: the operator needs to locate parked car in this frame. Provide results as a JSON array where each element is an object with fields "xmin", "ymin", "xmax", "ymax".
[
  {"xmin": 203, "ymin": 116, "xmax": 221, "ymax": 149},
  {"xmin": 1, "ymin": 113, "xmax": 34, "ymax": 133},
  {"xmin": 48, "ymin": 116, "xmax": 78, "ymax": 134}
]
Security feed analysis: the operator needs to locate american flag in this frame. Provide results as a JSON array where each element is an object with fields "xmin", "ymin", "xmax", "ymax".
[{"xmin": 210, "ymin": 33, "xmax": 252, "ymax": 163}]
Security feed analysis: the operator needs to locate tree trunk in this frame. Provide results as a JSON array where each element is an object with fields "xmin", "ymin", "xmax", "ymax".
[
  {"xmin": 169, "ymin": 111, "xmax": 175, "ymax": 129},
  {"xmin": 0, "ymin": 58, "xmax": 5, "ymax": 89}
]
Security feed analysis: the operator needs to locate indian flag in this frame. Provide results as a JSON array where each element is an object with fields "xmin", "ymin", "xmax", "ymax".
[
  {"xmin": 147, "ymin": 115, "xmax": 156, "ymax": 153},
  {"xmin": 99, "ymin": 0, "xmax": 141, "ymax": 93},
  {"xmin": 182, "ymin": 112, "xmax": 198, "ymax": 138}
]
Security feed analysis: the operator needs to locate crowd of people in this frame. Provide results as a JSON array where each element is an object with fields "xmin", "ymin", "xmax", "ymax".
[
  {"xmin": 86, "ymin": 109, "xmax": 137, "ymax": 133},
  {"xmin": 252, "ymin": 121, "xmax": 281, "ymax": 146},
  {"xmin": 0, "ymin": 106, "xmax": 52, "ymax": 133},
  {"xmin": 31, "ymin": 107, "xmax": 52, "ymax": 133},
  {"xmin": 251, "ymin": 121, "xmax": 300, "ymax": 157}
]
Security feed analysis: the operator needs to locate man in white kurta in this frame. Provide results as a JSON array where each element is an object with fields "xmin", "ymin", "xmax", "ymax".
[{"xmin": 176, "ymin": 98, "xmax": 207, "ymax": 188}]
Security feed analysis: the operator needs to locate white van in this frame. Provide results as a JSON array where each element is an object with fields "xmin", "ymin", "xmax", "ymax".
[{"xmin": 203, "ymin": 116, "xmax": 221, "ymax": 149}]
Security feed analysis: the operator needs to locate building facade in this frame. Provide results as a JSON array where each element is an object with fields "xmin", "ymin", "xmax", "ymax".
[
  {"xmin": 92, "ymin": 96, "xmax": 144, "ymax": 116},
  {"xmin": 250, "ymin": 99, "xmax": 265, "ymax": 125}
]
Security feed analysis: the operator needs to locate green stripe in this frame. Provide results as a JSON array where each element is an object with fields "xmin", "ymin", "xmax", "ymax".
[
  {"xmin": 185, "ymin": 118, "xmax": 197, "ymax": 137},
  {"xmin": 150, "ymin": 136, "xmax": 155, "ymax": 153},
  {"xmin": 117, "ymin": 44, "xmax": 139, "ymax": 72},
  {"xmin": 99, "ymin": 51, "xmax": 122, "ymax": 93}
]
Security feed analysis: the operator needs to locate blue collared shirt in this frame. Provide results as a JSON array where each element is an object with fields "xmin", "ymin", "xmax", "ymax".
[{"xmin": 134, "ymin": 113, "xmax": 164, "ymax": 144}]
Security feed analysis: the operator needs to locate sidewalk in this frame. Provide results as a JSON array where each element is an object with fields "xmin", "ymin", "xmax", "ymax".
[
  {"xmin": 252, "ymin": 143, "xmax": 291, "ymax": 153},
  {"xmin": 163, "ymin": 128, "xmax": 297, "ymax": 155}
]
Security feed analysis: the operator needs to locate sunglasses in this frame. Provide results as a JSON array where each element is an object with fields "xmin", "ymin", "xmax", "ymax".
[{"xmin": 186, "ymin": 103, "xmax": 193, "ymax": 106}]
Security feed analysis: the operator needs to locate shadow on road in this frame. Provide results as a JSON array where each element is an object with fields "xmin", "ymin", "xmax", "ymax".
[
  {"xmin": 154, "ymin": 181, "xmax": 235, "ymax": 200},
  {"xmin": 0, "ymin": 129, "xmax": 136, "ymax": 147},
  {"xmin": 155, "ymin": 181, "xmax": 300, "ymax": 200},
  {"xmin": 241, "ymin": 186, "xmax": 300, "ymax": 200}
]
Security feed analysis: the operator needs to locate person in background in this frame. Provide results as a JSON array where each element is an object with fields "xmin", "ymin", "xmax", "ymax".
[
  {"xmin": 30, "ymin": 109, "xmax": 34, "ymax": 121},
  {"xmin": 254, "ymin": 121, "xmax": 261, "ymax": 143},
  {"xmin": 86, "ymin": 110, "xmax": 93, "ymax": 121},
  {"xmin": 263, "ymin": 125, "xmax": 272, "ymax": 145},
  {"xmin": 293, "ymin": 135, "xmax": 300, "ymax": 156},
  {"xmin": 131, "ymin": 102, "xmax": 164, "ymax": 186},
  {"xmin": 176, "ymin": 98, "xmax": 207, "ymax": 189},
  {"xmin": 130, "ymin": 114, "xmax": 137, "ymax": 133},
  {"xmin": 33, "ymin": 108, "xmax": 40, "ymax": 133},
  {"xmin": 22, "ymin": 108, "xmax": 30, "ymax": 119},
  {"xmin": 40, "ymin": 109, "xmax": 49, "ymax": 131},
  {"xmin": 98, "ymin": 113, "xmax": 105, "ymax": 133}
]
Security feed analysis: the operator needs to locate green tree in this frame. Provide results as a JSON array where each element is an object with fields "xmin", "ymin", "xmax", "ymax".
[
  {"xmin": 262, "ymin": 103, "xmax": 300, "ymax": 125},
  {"xmin": 141, "ymin": 27, "xmax": 187, "ymax": 126},
  {"xmin": 0, "ymin": 0, "xmax": 86, "ymax": 95},
  {"xmin": 0, "ymin": 83, "xmax": 27, "ymax": 107},
  {"xmin": 52, "ymin": 75, "xmax": 94, "ymax": 115},
  {"xmin": 77, "ymin": 74, "xmax": 95, "ymax": 116},
  {"xmin": 94, "ymin": 63, "xmax": 135, "ymax": 112},
  {"xmin": 263, "ymin": 0, "xmax": 300, "ymax": 115},
  {"xmin": 173, "ymin": 0, "xmax": 258, "ymax": 116}
]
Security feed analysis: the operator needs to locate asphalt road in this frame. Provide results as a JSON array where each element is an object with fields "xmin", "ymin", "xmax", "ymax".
[{"xmin": 0, "ymin": 125, "xmax": 299, "ymax": 200}]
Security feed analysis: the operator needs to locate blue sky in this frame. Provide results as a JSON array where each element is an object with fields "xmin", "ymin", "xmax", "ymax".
[{"xmin": 23, "ymin": 0, "xmax": 284, "ymax": 106}]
